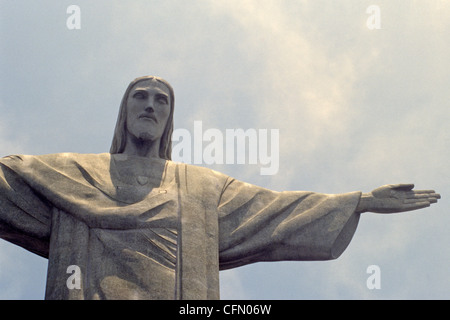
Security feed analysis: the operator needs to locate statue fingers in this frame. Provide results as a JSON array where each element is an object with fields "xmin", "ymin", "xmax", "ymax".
[
  {"xmin": 412, "ymin": 189, "xmax": 437, "ymax": 194},
  {"xmin": 401, "ymin": 200, "xmax": 431, "ymax": 211},
  {"xmin": 402, "ymin": 190, "xmax": 440, "ymax": 200},
  {"xmin": 403, "ymin": 196, "xmax": 439, "ymax": 205}
]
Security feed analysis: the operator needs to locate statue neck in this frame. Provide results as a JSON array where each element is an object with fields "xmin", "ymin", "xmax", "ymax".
[{"xmin": 122, "ymin": 134, "xmax": 161, "ymax": 159}]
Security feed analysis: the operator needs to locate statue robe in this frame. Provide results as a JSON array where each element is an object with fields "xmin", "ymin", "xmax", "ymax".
[{"xmin": 0, "ymin": 153, "xmax": 361, "ymax": 300}]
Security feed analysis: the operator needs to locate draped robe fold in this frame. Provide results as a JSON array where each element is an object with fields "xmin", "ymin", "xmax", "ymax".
[{"xmin": 0, "ymin": 153, "xmax": 361, "ymax": 299}]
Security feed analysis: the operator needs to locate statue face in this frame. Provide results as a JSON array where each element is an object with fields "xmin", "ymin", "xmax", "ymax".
[{"xmin": 125, "ymin": 79, "xmax": 171, "ymax": 143}]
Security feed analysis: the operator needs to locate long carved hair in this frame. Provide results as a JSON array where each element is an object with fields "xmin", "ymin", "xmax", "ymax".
[{"xmin": 109, "ymin": 76, "xmax": 175, "ymax": 160}]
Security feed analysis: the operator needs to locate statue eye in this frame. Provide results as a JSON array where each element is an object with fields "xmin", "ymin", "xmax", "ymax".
[
  {"xmin": 133, "ymin": 92, "xmax": 146, "ymax": 99},
  {"xmin": 156, "ymin": 95, "xmax": 169, "ymax": 104}
]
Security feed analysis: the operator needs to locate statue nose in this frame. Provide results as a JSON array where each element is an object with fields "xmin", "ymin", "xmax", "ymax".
[{"xmin": 145, "ymin": 105, "xmax": 155, "ymax": 113}]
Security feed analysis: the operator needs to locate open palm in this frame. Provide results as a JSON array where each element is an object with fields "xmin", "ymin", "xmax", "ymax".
[{"xmin": 367, "ymin": 184, "xmax": 440, "ymax": 213}]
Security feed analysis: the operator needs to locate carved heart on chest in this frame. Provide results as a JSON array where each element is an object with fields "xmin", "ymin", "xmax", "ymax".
[{"xmin": 136, "ymin": 176, "xmax": 149, "ymax": 185}]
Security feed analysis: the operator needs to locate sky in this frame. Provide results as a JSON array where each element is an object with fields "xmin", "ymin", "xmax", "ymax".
[{"xmin": 0, "ymin": 0, "xmax": 449, "ymax": 300}]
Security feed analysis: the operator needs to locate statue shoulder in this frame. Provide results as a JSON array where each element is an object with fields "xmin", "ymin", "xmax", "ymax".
[{"xmin": 1, "ymin": 152, "xmax": 111, "ymax": 171}]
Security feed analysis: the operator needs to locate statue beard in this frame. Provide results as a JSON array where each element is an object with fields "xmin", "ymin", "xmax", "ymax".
[{"xmin": 138, "ymin": 132, "xmax": 154, "ymax": 141}]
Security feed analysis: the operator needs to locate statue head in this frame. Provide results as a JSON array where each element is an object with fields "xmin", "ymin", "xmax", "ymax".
[{"xmin": 110, "ymin": 76, "xmax": 175, "ymax": 160}]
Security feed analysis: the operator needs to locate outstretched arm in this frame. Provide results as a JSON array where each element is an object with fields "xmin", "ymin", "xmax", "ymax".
[
  {"xmin": 0, "ymin": 157, "xmax": 52, "ymax": 257},
  {"xmin": 356, "ymin": 183, "xmax": 441, "ymax": 214},
  {"xmin": 218, "ymin": 176, "xmax": 364, "ymax": 267}
]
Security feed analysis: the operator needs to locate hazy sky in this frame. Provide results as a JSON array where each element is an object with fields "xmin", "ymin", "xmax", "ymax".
[{"xmin": 1, "ymin": 0, "xmax": 449, "ymax": 299}]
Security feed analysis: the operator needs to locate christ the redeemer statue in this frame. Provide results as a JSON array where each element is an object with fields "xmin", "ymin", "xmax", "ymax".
[{"xmin": 0, "ymin": 76, "xmax": 440, "ymax": 300}]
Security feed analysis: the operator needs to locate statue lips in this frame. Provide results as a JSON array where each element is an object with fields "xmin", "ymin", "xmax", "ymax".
[{"xmin": 138, "ymin": 113, "xmax": 158, "ymax": 123}]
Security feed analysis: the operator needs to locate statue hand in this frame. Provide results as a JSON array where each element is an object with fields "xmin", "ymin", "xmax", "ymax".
[{"xmin": 357, "ymin": 184, "xmax": 441, "ymax": 214}]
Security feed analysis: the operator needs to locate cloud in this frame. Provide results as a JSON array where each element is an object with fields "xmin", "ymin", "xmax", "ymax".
[{"xmin": 198, "ymin": 2, "xmax": 371, "ymax": 184}]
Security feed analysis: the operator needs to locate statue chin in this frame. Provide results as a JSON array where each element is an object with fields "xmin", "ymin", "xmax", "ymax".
[
  {"xmin": 138, "ymin": 132, "xmax": 156, "ymax": 141},
  {"xmin": 130, "ymin": 130, "xmax": 160, "ymax": 143}
]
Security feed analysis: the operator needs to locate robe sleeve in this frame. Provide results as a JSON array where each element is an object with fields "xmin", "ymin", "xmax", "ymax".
[
  {"xmin": 0, "ymin": 156, "xmax": 52, "ymax": 258},
  {"xmin": 218, "ymin": 177, "xmax": 362, "ymax": 270}
]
